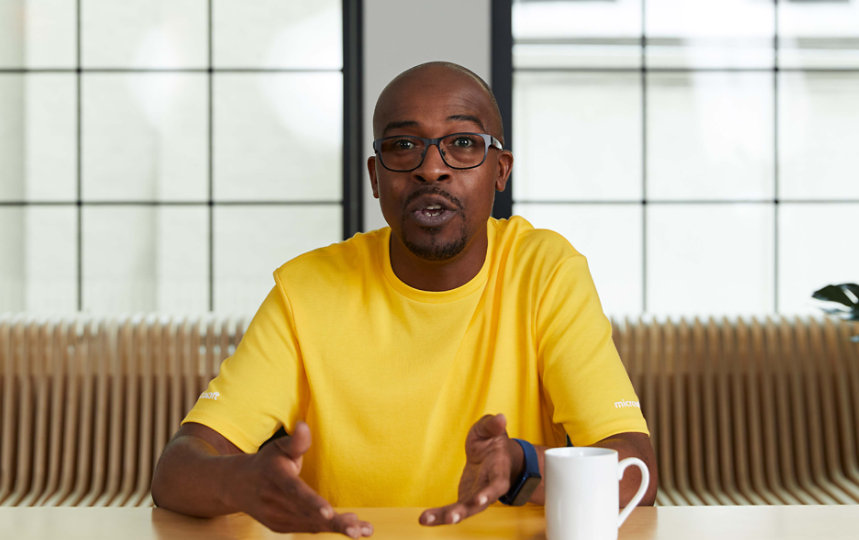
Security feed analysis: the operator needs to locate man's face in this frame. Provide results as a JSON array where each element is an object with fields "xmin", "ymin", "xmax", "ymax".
[{"xmin": 368, "ymin": 68, "xmax": 512, "ymax": 263}]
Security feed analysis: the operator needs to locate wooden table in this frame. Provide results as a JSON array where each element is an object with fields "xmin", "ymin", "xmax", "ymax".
[{"xmin": 2, "ymin": 505, "xmax": 859, "ymax": 539}]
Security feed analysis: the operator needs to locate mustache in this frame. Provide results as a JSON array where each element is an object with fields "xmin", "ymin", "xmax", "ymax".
[{"xmin": 404, "ymin": 186, "xmax": 464, "ymax": 211}]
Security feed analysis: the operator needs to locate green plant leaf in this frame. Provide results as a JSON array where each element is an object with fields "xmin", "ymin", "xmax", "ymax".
[{"xmin": 812, "ymin": 283, "xmax": 859, "ymax": 321}]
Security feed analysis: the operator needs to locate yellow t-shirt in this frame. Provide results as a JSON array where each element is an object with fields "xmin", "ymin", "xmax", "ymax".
[{"xmin": 184, "ymin": 216, "xmax": 648, "ymax": 506}]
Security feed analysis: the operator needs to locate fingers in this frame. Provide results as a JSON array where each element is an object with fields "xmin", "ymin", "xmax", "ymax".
[
  {"xmin": 272, "ymin": 421, "xmax": 312, "ymax": 460},
  {"xmin": 272, "ymin": 470, "xmax": 335, "ymax": 519},
  {"xmin": 258, "ymin": 480, "xmax": 372, "ymax": 537},
  {"xmin": 419, "ymin": 498, "xmax": 483, "ymax": 526},
  {"xmin": 330, "ymin": 512, "xmax": 374, "ymax": 538},
  {"xmin": 419, "ymin": 485, "xmax": 500, "ymax": 527},
  {"xmin": 471, "ymin": 413, "xmax": 507, "ymax": 440}
]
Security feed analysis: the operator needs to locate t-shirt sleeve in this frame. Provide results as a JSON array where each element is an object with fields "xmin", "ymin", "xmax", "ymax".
[
  {"xmin": 537, "ymin": 254, "xmax": 649, "ymax": 446},
  {"xmin": 182, "ymin": 281, "xmax": 308, "ymax": 453}
]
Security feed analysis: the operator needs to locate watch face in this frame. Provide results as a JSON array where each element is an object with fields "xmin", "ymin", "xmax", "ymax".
[{"xmin": 512, "ymin": 474, "xmax": 542, "ymax": 506}]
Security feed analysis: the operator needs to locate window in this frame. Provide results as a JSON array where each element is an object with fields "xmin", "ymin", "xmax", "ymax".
[
  {"xmin": 509, "ymin": 0, "xmax": 859, "ymax": 317},
  {"xmin": 0, "ymin": 0, "xmax": 359, "ymax": 315}
]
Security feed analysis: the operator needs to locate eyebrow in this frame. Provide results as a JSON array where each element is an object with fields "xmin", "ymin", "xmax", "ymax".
[
  {"xmin": 382, "ymin": 120, "xmax": 419, "ymax": 134},
  {"xmin": 446, "ymin": 114, "xmax": 486, "ymax": 131},
  {"xmin": 382, "ymin": 115, "xmax": 487, "ymax": 136}
]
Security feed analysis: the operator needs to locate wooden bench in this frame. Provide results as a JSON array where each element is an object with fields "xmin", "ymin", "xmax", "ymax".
[
  {"xmin": 1, "ymin": 315, "xmax": 857, "ymax": 506},
  {"xmin": 0, "ymin": 316, "xmax": 243, "ymax": 506},
  {"xmin": 615, "ymin": 316, "xmax": 859, "ymax": 505}
]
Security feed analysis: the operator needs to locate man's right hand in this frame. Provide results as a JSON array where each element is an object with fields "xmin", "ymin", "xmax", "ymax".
[
  {"xmin": 231, "ymin": 422, "xmax": 373, "ymax": 537},
  {"xmin": 151, "ymin": 421, "xmax": 373, "ymax": 538}
]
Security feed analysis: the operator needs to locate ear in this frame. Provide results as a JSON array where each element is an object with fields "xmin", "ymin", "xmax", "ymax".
[
  {"xmin": 494, "ymin": 150, "xmax": 513, "ymax": 192},
  {"xmin": 367, "ymin": 156, "xmax": 380, "ymax": 199}
]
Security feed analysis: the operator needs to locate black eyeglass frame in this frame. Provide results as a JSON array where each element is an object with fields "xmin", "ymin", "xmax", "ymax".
[{"xmin": 372, "ymin": 132, "xmax": 504, "ymax": 172}]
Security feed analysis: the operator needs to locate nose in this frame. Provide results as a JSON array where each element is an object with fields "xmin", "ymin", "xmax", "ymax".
[{"xmin": 413, "ymin": 142, "xmax": 451, "ymax": 183}]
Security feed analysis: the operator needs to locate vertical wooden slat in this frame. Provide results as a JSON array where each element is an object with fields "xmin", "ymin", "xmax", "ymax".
[
  {"xmin": 68, "ymin": 319, "xmax": 96, "ymax": 506},
  {"xmin": 84, "ymin": 319, "xmax": 111, "ymax": 506},
  {"xmin": 151, "ymin": 319, "xmax": 172, "ymax": 505},
  {"xmin": 22, "ymin": 321, "xmax": 50, "ymax": 506},
  {"xmin": 784, "ymin": 317, "xmax": 836, "ymax": 503},
  {"xmin": 635, "ymin": 318, "xmax": 658, "ymax": 505},
  {"xmin": 670, "ymin": 319, "xmax": 702, "ymax": 505},
  {"xmin": 807, "ymin": 317, "xmax": 859, "ymax": 502},
  {"xmin": 696, "ymin": 318, "xmax": 728, "ymax": 504},
  {"xmin": 167, "ymin": 319, "xmax": 184, "ymax": 440},
  {"xmin": 795, "ymin": 317, "xmax": 854, "ymax": 503},
  {"xmin": 47, "ymin": 319, "xmax": 81, "ymax": 505},
  {"xmin": 99, "ymin": 318, "xmax": 130, "ymax": 506},
  {"xmin": 131, "ymin": 317, "xmax": 157, "ymax": 506},
  {"xmin": 11, "ymin": 318, "xmax": 35, "ymax": 505},
  {"xmin": 37, "ymin": 320, "xmax": 68, "ymax": 505},
  {"xmin": 117, "ymin": 317, "xmax": 143, "ymax": 506},
  {"xmin": 649, "ymin": 317, "xmax": 681, "ymax": 506},
  {"xmin": 730, "ymin": 318, "xmax": 768, "ymax": 505},
  {"xmin": 0, "ymin": 316, "xmax": 15, "ymax": 504},
  {"xmin": 833, "ymin": 319, "xmax": 859, "ymax": 485},
  {"xmin": 708, "ymin": 318, "xmax": 748, "ymax": 504}
]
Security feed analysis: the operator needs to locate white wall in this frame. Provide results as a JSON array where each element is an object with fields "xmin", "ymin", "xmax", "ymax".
[{"xmin": 362, "ymin": 0, "xmax": 492, "ymax": 231}]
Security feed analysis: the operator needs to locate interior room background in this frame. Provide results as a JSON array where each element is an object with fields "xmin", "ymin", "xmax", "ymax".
[{"xmin": 1, "ymin": 0, "xmax": 857, "ymax": 318}]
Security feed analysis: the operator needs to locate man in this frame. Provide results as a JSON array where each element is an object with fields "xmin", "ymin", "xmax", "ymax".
[{"xmin": 151, "ymin": 62, "xmax": 656, "ymax": 538}]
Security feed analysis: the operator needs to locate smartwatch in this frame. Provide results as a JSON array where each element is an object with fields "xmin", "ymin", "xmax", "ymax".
[{"xmin": 499, "ymin": 438, "xmax": 542, "ymax": 506}]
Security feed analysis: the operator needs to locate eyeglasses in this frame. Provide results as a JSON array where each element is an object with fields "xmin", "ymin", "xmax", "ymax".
[{"xmin": 372, "ymin": 132, "xmax": 503, "ymax": 172}]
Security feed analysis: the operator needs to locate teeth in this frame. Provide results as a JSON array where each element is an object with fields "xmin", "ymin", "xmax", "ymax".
[{"xmin": 425, "ymin": 205, "xmax": 442, "ymax": 210}]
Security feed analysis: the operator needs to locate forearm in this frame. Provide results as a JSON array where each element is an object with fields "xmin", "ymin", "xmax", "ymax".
[
  {"xmin": 151, "ymin": 434, "xmax": 248, "ymax": 517},
  {"xmin": 529, "ymin": 445, "xmax": 547, "ymax": 504},
  {"xmin": 591, "ymin": 432, "xmax": 658, "ymax": 506}
]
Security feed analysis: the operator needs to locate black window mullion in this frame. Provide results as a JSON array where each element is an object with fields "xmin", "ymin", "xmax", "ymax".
[
  {"xmin": 207, "ymin": 0, "xmax": 215, "ymax": 312},
  {"xmin": 342, "ymin": 0, "xmax": 363, "ymax": 238},
  {"xmin": 76, "ymin": 0, "xmax": 83, "ymax": 311},
  {"xmin": 491, "ymin": 0, "xmax": 513, "ymax": 220}
]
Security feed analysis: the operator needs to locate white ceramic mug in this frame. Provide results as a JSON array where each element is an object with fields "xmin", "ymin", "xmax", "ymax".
[{"xmin": 544, "ymin": 447, "xmax": 650, "ymax": 540}]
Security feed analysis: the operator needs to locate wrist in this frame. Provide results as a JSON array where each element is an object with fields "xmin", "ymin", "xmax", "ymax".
[
  {"xmin": 499, "ymin": 438, "xmax": 541, "ymax": 506},
  {"xmin": 507, "ymin": 437, "xmax": 525, "ymax": 486}
]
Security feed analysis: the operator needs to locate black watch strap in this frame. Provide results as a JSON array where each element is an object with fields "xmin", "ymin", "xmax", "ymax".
[{"xmin": 499, "ymin": 438, "xmax": 542, "ymax": 506}]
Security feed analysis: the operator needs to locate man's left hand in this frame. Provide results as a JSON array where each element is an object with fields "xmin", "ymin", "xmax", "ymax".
[{"xmin": 419, "ymin": 414, "xmax": 520, "ymax": 526}]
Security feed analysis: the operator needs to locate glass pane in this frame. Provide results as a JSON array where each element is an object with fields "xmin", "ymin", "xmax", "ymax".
[
  {"xmin": 646, "ymin": 204, "xmax": 774, "ymax": 316},
  {"xmin": 213, "ymin": 205, "xmax": 341, "ymax": 314},
  {"xmin": 645, "ymin": 0, "xmax": 774, "ymax": 68},
  {"xmin": 82, "ymin": 0, "xmax": 207, "ymax": 68},
  {"xmin": 779, "ymin": 73, "xmax": 859, "ymax": 200},
  {"xmin": 0, "ymin": 207, "xmax": 76, "ymax": 313},
  {"xmin": 0, "ymin": 74, "xmax": 76, "ymax": 202},
  {"xmin": 778, "ymin": 203, "xmax": 859, "ymax": 314},
  {"xmin": 647, "ymin": 72, "xmax": 774, "ymax": 200},
  {"xmin": 513, "ymin": 72, "xmax": 641, "ymax": 202},
  {"xmin": 513, "ymin": 0, "xmax": 642, "ymax": 69},
  {"xmin": 0, "ymin": 0, "xmax": 76, "ymax": 68},
  {"xmin": 779, "ymin": 1, "xmax": 859, "ymax": 68},
  {"xmin": 213, "ymin": 73, "xmax": 342, "ymax": 201},
  {"xmin": 514, "ymin": 203, "xmax": 643, "ymax": 317},
  {"xmin": 82, "ymin": 74, "xmax": 207, "ymax": 201},
  {"xmin": 213, "ymin": 0, "xmax": 342, "ymax": 69},
  {"xmin": 82, "ymin": 206, "xmax": 208, "ymax": 313}
]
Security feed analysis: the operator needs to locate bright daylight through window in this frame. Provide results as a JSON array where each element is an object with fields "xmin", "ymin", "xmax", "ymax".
[{"xmin": 511, "ymin": 0, "xmax": 859, "ymax": 318}]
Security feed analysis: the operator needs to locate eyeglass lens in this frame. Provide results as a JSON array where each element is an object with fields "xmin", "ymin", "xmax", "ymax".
[{"xmin": 378, "ymin": 133, "xmax": 489, "ymax": 171}]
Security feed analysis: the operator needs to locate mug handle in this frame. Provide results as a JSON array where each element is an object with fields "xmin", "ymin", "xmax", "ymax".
[{"xmin": 616, "ymin": 457, "xmax": 650, "ymax": 527}]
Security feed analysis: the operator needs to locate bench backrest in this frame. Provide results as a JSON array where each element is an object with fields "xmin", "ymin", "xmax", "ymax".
[{"xmin": 2, "ymin": 315, "xmax": 857, "ymax": 506}]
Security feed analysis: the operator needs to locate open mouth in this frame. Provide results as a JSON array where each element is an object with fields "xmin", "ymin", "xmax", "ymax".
[
  {"xmin": 410, "ymin": 202, "xmax": 456, "ymax": 227},
  {"xmin": 421, "ymin": 204, "xmax": 444, "ymax": 217},
  {"xmin": 404, "ymin": 189, "xmax": 462, "ymax": 228}
]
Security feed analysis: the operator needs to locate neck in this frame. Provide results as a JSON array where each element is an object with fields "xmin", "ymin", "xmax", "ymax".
[{"xmin": 389, "ymin": 229, "xmax": 488, "ymax": 292}]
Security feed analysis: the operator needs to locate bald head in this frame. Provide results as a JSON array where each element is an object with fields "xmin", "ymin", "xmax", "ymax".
[{"xmin": 372, "ymin": 62, "xmax": 505, "ymax": 144}]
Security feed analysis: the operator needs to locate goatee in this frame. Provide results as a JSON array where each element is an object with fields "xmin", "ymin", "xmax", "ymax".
[{"xmin": 403, "ymin": 222, "xmax": 468, "ymax": 261}]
